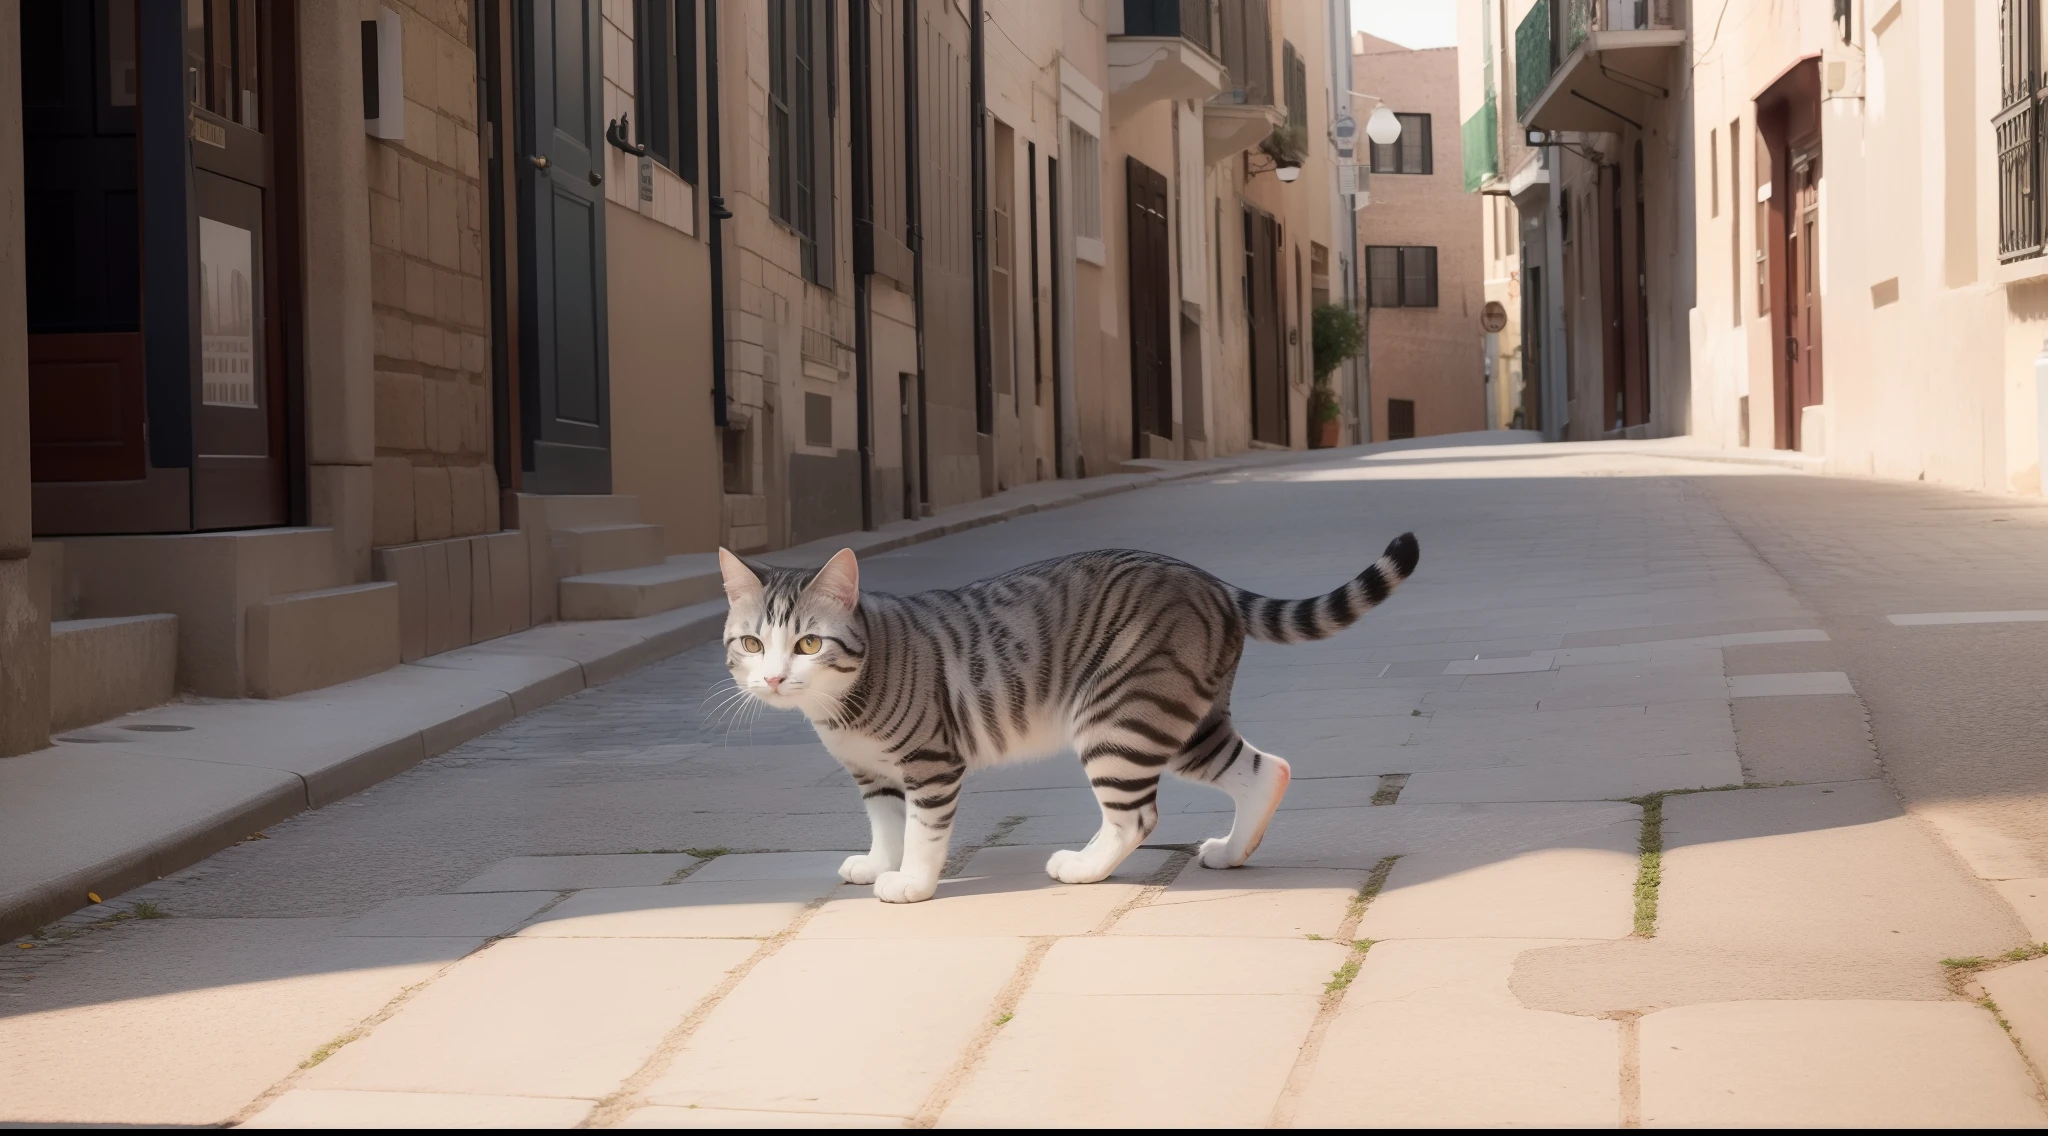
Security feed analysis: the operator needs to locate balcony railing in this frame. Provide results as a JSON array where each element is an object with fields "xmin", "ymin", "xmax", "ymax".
[
  {"xmin": 2000, "ymin": 0, "xmax": 2043, "ymax": 261},
  {"xmin": 1122, "ymin": 0, "xmax": 1214, "ymax": 57},
  {"xmin": 1514, "ymin": 0, "xmax": 1553, "ymax": 121},
  {"xmin": 1463, "ymin": 94, "xmax": 1499, "ymax": 192},
  {"xmin": 1211, "ymin": 0, "xmax": 1275, "ymax": 107}
]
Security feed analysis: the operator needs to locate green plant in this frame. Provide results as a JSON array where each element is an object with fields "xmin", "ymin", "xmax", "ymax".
[
  {"xmin": 1262, "ymin": 122, "xmax": 1308, "ymax": 164},
  {"xmin": 1312, "ymin": 304, "xmax": 1365, "ymax": 381},
  {"xmin": 1308, "ymin": 383, "xmax": 1340, "ymax": 427}
]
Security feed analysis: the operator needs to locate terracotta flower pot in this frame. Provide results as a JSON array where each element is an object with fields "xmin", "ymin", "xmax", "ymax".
[{"xmin": 1315, "ymin": 419, "xmax": 1340, "ymax": 449}]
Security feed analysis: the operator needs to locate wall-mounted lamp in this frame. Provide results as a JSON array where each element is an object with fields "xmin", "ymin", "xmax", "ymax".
[
  {"xmin": 1275, "ymin": 164, "xmax": 1301, "ymax": 183},
  {"xmin": 1347, "ymin": 93, "xmax": 1404, "ymax": 146}
]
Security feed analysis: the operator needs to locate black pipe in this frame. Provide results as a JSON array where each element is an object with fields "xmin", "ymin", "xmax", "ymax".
[
  {"xmin": 904, "ymin": 0, "xmax": 930, "ymax": 515},
  {"xmin": 849, "ymin": 0, "xmax": 874, "ymax": 530},
  {"xmin": 704, "ymin": 0, "xmax": 732, "ymax": 430},
  {"xmin": 969, "ymin": 0, "xmax": 992, "ymax": 438}
]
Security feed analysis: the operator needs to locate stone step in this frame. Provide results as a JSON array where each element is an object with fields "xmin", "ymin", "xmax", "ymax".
[
  {"xmin": 49, "ymin": 614, "xmax": 178, "ymax": 732},
  {"xmin": 509, "ymin": 493, "xmax": 643, "ymax": 531},
  {"xmin": 245, "ymin": 582, "xmax": 401, "ymax": 698},
  {"xmin": 549, "ymin": 522, "xmax": 666, "ymax": 579},
  {"xmin": 559, "ymin": 553, "xmax": 723, "ymax": 621}
]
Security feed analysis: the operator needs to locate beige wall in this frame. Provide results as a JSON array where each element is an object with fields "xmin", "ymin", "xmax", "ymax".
[
  {"xmin": 367, "ymin": 0, "xmax": 497, "ymax": 551},
  {"xmin": 1688, "ymin": 0, "xmax": 2039, "ymax": 494},
  {"xmin": 1354, "ymin": 38, "xmax": 1486, "ymax": 441}
]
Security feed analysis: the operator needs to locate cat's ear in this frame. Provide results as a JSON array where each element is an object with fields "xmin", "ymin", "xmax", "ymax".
[
  {"xmin": 805, "ymin": 548, "xmax": 860, "ymax": 614},
  {"xmin": 718, "ymin": 548, "xmax": 764, "ymax": 606}
]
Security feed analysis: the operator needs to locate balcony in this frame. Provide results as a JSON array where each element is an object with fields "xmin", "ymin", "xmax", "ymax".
[
  {"xmin": 1109, "ymin": 0, "xmax": 1225, "ymax": 121},
  {"xmin": 1203, "ymin": 0, "xmax": 1283, "ymax": 162},
  {"xmin": 1515, "ymin": 0, "xmax": 1685, "ymax": 132}
]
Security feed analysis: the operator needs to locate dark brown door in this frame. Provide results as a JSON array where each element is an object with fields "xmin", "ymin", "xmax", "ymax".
[
  {"xmin": 1245, "ymin": 206, "xmax": 1285, "ymax": 446},
  {"xmin": 26, "ymin": 0, "xmax": 295, "ymax": 534},
  {"xmin": 188, "ymin": 0, "xmax": 292, "ymax": 529},
  {"xmin": 1601, "ymin": 165, "xmax": 1624, "ymax": 432},
  {"xmin": 23, "ymin": 0, "xmax": 145, "ymax": 485},
  {"xmin": 1125, "ymin": 157, "xmax": 1171, "ymax": 452},
  {"xmin": 1786, "ymin": 149, "xmax": 1822, "ymax": 449}
]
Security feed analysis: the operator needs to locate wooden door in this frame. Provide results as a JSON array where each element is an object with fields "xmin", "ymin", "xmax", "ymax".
[
  {"xmin": 1786, "ymin": 148, "xmax": 1822, "ymax": 448},
  {"xmin": 27, "ymin": 0, "xmax": 295, "ymax": 534},
  {"xmin": 517, "ymin": 0, "xmax": 611, "ymax": 493},
  {"xmin": 1125, "ymin": 157, "xmax": 1171, "ymax": 450},
  {"xmin": 918, "ymin": 2, "xmax": 973, "ymax": 496},
  {"xmin": 23, "ymin": 0, "xmax": 144, "ymax": 485},
  {"xmin": 1245, "ymin": 206, "xmax": 1285, "ymax": 446}
]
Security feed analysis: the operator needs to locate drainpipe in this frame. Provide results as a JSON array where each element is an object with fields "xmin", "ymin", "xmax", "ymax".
[
  {"xmin": 849, "ymin": 0, "xmax": 875, "ymax": 530},
  {"xmin": 904, "ymin": 0, "xmax": 932, "ymax": 515},
  {"xmin": 969, "ymin": 0, "xmax": 993, "ymax": 490},
  {"xmin": 704, "ymin": 0, "xmax": 733, "ymax": 431}
]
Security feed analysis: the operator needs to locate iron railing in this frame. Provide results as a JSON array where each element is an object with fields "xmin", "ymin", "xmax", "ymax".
[
  {"xmin": 1121, "ymin": 0, "xmax": 1215, "ymax": 56},
  {"xmin": 1514, "ymin": 0, "xmax": 1552, "ymax": 122},
  {"xmin": 1212, "ymin": 0, "xmax": 1274, "ymax": 106},
  {"xmin": 2000, "ymin": 0, "xmax": 2043, "ymax": 261}
]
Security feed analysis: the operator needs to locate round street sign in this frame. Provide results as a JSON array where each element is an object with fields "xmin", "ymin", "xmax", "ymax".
[{"xmin": 1481, "ymin": 300, "xmax": 1508, "ymax": 333}]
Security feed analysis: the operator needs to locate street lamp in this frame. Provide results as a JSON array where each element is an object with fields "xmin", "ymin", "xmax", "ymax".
[
  {"xmin": 1365, "ymin": 105, "xmax": 1402, "ymax": 146},
  {"xmin": 1275, "ymin": 164, "xmax": 1301, "ymax": 183}
]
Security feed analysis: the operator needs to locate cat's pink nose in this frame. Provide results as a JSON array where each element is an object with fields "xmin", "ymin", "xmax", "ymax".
[{"xmin": 764, "ymin": 675, "xmax": 785, "ymax": 691}]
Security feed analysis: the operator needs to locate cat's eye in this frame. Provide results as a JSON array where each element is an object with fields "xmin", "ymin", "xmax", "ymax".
[
  {"xmin": 794, "ymin": 635, "xmax": 824, "ymax": 655},
  {"xmin": 737, "ymin": 635, "xmax": 763, "ymax": 653}
]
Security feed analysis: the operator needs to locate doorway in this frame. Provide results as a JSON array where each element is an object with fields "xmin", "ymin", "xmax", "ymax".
[
  {"xmin": 1245, "ymin": 205, "xmax": 1285, "ymax": 446},
  {"xmin": 1757, "ymin": 58, "xmax": 1822, "ymax": 451},
  {"xmin": 26, "ymin": 0, "xmax": 299, "ymax": 534},
  {"xmin": 511, "ymin": 0, "xmax": 611, "ymax": 493},
  {"xmin": 1126, "ymin": 157, "xmax": 1171, "ymax": 453}
]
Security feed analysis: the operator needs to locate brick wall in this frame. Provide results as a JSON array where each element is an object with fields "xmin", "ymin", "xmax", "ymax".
[{"xmin": 368, "ymin": 0, "xmax": 496, "ymax": 550}]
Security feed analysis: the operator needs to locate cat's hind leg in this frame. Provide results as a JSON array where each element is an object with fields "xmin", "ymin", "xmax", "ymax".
[
  {"xmin": 1047, "ymin": 712, "xmax": 1178, "ymax": 884},
  {"xmin": 1171, "ymin": 713, "xmax": 1291, "ymax": 869}
]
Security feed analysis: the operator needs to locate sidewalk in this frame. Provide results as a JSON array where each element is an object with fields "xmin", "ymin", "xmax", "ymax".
[
  {"xmin": 5, "ymin": 437, "xmax": 2043, "ymax": 1127},
  {"xmin": 0, "ymin": 431, "xmax": 1529, "ymax": 944}
]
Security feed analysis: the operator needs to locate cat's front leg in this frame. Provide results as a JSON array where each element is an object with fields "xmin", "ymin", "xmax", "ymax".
[
  {"xmin": 840, "ymin": 777, "xmax": 906, "ymax": 885},
  {"xmin": 876, "ymin": 748, "xmax": 964, "ymax": 903}
]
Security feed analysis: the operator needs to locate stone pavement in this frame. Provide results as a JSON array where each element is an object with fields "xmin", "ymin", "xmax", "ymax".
[{"xmin": 6, "ymin": 439, "xmax": 2048, "ymax": 1127}]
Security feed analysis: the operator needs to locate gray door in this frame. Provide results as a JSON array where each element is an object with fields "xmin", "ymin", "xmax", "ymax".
[{"xmin": 518, "ymin": 0, "xmax": 610, "ymax": 493}]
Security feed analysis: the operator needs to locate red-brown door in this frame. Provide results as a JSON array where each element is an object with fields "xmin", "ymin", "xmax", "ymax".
[
  {"xmin": 1245, "ymin": 206, "xmax": 1285, "ymax": 446},
  {"xmin": 1126, "ymin": 157, "xmax": 1171, "ymax": 452},
  {"xmin": 1785, "ymin": 149, "xmax": 1822, "ymax": 449}
]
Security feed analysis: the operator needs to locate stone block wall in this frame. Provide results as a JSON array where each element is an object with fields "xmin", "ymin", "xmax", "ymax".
[{"xmin": 368, "ymin": 0, "xmax": 498, "ymax": 551}]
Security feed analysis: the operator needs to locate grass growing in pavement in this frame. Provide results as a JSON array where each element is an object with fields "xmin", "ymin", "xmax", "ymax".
[
  {"xmin": 298, "ymin": 1030, "xmax": 360, "ymax": 1070},
  {"xmin": 1325, "ymin": 941, "xmax": 1376, "ymax": 994},
  {"xmin": 130, "ymin": 901, "xmax": 166, "ymax": 920},
  {"xmin": 683, "ymin": 847, "xmax": 732, "ymax": 859},
  {"xmin": 1345, "ymin": 855, "xmax": 1401, "ymax": 921},
  {"xmin": 1631, "ymin": 796, "xmax": 1664, "ymax": 937}
]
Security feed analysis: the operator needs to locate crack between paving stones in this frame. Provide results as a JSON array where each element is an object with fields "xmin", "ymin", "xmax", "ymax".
[
  {"xmin": 1609, "ymin": 1010, "xmax": 1642, "ymax": 1128},
  {"xmin": 905, "ymin": 846, "xmax": 1196, "ymax": 1128},
  {"xmin": 1267, "ymin": 854, "xmax": 1400, "ymax": 1129}
]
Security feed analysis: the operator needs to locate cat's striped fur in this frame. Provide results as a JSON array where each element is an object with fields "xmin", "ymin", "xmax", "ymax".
[{"xmin": 717, "ymin": 532, "xmax": 1418, "ymax": 903}]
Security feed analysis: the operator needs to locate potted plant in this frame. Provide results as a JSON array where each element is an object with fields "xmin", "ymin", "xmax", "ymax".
[{"xmin": 1310, "ymin": 303, "xmax": 1365, "ymax": 449}]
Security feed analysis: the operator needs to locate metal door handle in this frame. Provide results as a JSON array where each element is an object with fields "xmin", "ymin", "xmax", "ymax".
[
  {"xmin": 589, "ymin": 170, "xmax": 603, "ymax": 186},
  {"xmin": 529, "ymin": 155, "xmax": 549, "ymax": 170}
]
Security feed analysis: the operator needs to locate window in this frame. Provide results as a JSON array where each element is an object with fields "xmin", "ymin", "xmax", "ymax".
[
  {"xmin": 1368, "ymin": 113, "xmax": 1431, "ymax": 175},
  {"xmin": 1708, "ymin": 127, "xmax": 1718, "ymax": 218},
  {"xmin": 1387, "ymin": 398, "xmax": 1415, "ymax": 440},
  {"xmin": 634, "ymin": 1, "xmax": 698, "ymax": 182},
  {"xmin": 1365, "ymin": 246, "xmax": 1437, "ymax": 307},
  {"xmin": 1067, "ymin": 122, "xmax": 1103, "ymax": 260},
  {"xmin": 769, "ymin": 0, "xmax": 835, "ymax": 285},
  {"xmin": 1282, "ymin": 40, "xmax": 1307, "ymax": 137},
  {"xmin": 1999, "ymin": 0, "xmax": 2041, "ymax": 260}
]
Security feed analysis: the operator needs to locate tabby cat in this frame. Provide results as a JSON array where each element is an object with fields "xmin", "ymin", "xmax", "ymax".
[{"xmin": 717, "ymin": 533, "xmax": 1419, "ymax": 903}]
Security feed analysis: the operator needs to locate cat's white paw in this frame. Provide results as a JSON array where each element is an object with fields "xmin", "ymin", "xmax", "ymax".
[
  {"xmin": 1046, "ymin": 848, "xmax": 1112, "ymax": 884},
  {"xmin": 839, "ymin": 853, "xmax": 890, "ymax": 885},
  {"xmin": 1198, "ymin": 836, "xmax": 1242, "ymax": 869},
  {"xmin": 874, "ymin": 870, "xmax": 937, "ymax": 903}
]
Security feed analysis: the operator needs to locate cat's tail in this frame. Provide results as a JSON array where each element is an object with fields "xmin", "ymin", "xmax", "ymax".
[{"xmin": 1231, "ymin": 532, "xmax": 1419, "ymax": 644}]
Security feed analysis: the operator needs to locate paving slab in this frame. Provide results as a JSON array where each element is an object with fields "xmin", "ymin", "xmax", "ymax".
[
  {"xmin": 1513, "ymin": 782, "xmax": 2028, "ymax": 1012},
  {"xmin": 617, "ymin": 1105, "xmax": 906, "ymax": 1128},
  {"xmin": 799, "ymin": 848, "xmax": 1170, "ymax": 939},
  {"xmin": 1399, "ymin": 750, "xmax": 1743, "ymax": 804},
  {"xmin": 1980, "ymin": 957, "xmax": 2048, "ymax": 1079},
  {"xmin": 455, "ymin": 853, "xmax": 701, "ymax": 892},
  {"xmin": 940, "ymin": 989, "xmax": 1318, "ymax": 1127},
  {"xmin": 645, "ymin": 937, "xmax": 1028, "ymax": 1117},
  {"xmin": 0, "ymin": 919, "xmax": 475, "ymax": 1126},
  {"xmin": 1031, "ymin": 936, "xmax": 1349, "ymax": 996},
  {"xmin": 302, "ymin": 937, "xmax": 754, "ymax": 1099},
  {"xmin": 1727, "ymin": 671, "xmax": 1855, "ymax": 697},
  {"xmin": 238, "ymin": 1088, "xmax": 595, "ymax": 1128},
  {"xmin": 519, "ymin": 878, "xmax": 840, "ymax": 939},
  {"xmin": 1729, "ymin": 694, "xmax": 1880, "ymax": 784},
  {"xmin": 340, "ymin": 891, "xmax": 557, "ymax": 938},
  {"xmin": 1993, "ymin": 879, "xmax": 2048, "ymax": 940},
  {"xmin": 1639, "ymin": 1000, "xmax": 2045, "ymax": 1127},
  {"xmin": 1356, "ymin": 817, "xmax": 1639, "ymax": 941},
  {"xmin": 1292, "ymin": 939, "xmax": 1619, "ymax": 1128},
  {"xmin": 685, "ymin": 851, "xmax": 858, "ymax": 882},
  {"xmin": 1109, "ymin": 861, "xmax": 1365, "ymax": 938}
]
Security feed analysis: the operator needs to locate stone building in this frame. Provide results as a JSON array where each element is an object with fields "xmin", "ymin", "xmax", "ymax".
[
  {"xmin": 1352, "ymin": 32, "xmax": 1486, "ymax": 442},
  {"xmin": 0, "ymin": 0, "xmax": 1356, "ymax": 756}
]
